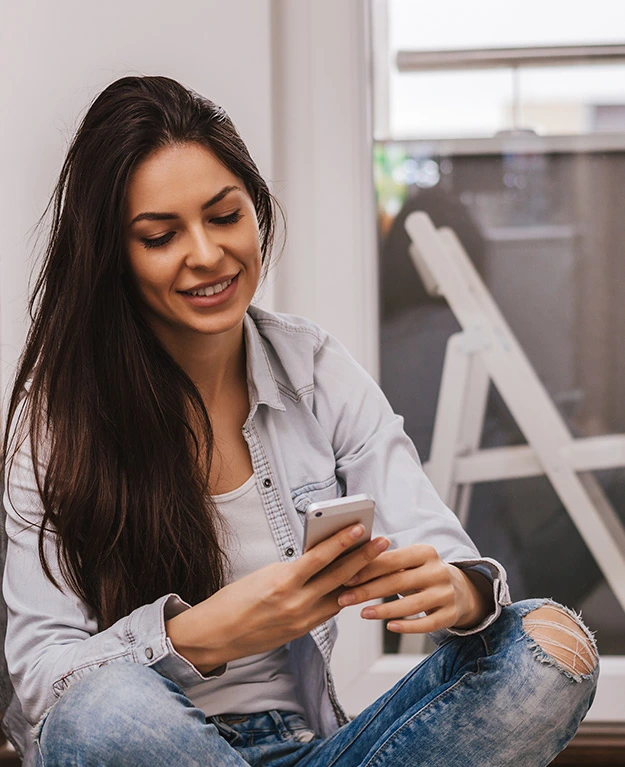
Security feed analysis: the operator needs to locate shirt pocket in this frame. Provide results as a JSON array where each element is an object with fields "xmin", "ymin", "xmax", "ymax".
[{"xmin": 290, "ymin": 476, "xmax": 345, "ymax": 524}]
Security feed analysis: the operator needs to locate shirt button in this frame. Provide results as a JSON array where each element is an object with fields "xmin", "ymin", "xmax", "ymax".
[
  {"xmin": 285, "ymin": 547, "xmax": 295, "ymax": 558},
  {"xmin": 263, "ymin": 478, "xmax": 272, "ymax": 488},
  {"xmin": 145, "ymin": 647, "xmax": 154, "ymax": 660}
]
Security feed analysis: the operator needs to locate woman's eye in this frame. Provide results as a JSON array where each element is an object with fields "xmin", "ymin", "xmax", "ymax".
[
  {"xmin": 212, "ymin": 210, "xmax": 242, "ymax": 226},
  {"xmin": 141, "ymin": 232, "xmax": 175, "ymax": 250}
]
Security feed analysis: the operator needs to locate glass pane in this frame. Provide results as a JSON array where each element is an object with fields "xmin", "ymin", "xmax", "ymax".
[
  {"xmin": 390, "ymin": 69, "xmax": 517, "ymax": 139},
  {"xmin": 384, "ymin": 1, "xmax": 625, "ymax": 140},
  {"xmin": 389, "ymin": 64, "xmax": 625, "ymax": 139},
  {"xmin": 375, "ymin": 140, "xmax": 625, "ymax": 656},
  {"xmin": 389, "ymin": 0, "xmax": 625, "ymax": 51}
]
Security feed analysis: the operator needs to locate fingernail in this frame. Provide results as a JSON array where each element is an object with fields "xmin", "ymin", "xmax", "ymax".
[
  {"xmin": 338, "ymin": 593, "xmax": 356, "ymax": 606},
  {"xmin": 361, "ymin": 607, "xmax": 376, "ymax": 619},
  {"xmin": 374, "ymin": 537, "xmax": 390, "ymax": 552},
  {"xmin": 344, "ymin": 575, "xmax": 359, "ymax": 586},
  {"xmin": 350, "ymin": 524, "xmax": 365, "ymax": 539},
  {"xmin": 387, "ymin": 622, "xmax": 401, "ymax": 631}
]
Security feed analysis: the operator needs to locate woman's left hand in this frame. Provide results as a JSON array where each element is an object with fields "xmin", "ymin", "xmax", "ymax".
[{"xmin": 337, "ymin": 544, "xmax": 493, "ymax": 634}]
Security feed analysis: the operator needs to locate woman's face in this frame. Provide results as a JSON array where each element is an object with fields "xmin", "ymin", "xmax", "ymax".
[{"xmin": 125, "ymin": 142, "xmax": 262, "ymax": 349}]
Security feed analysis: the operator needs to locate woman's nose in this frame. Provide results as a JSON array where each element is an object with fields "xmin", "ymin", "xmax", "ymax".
[{"xmin": 184, "ymin": 230, "xmax": 224, "ymax": 271}]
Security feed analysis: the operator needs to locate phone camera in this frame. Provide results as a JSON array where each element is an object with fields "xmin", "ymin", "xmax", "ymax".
[{"xmin": 315, "ymin": 511, "xmax": 322, "ymax": 517}]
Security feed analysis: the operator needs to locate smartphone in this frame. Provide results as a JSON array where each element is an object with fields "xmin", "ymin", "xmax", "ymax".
[{"xmin": 303, "ymin": 493, "xmax": 375, "ymax": 554}]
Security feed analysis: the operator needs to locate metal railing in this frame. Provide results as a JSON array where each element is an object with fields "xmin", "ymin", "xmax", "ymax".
[
  {"xmin": 395, "ymin": 43, "xmax": 625, "ymax": 135},
  {"xmin": 396, "ymin": 43, "xmax": 625, "ymax": 72}
]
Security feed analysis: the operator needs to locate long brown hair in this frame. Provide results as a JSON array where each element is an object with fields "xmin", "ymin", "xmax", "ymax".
[{"xmin": 3, "ymin": 76, "xmax": 278, "ymax": 629}]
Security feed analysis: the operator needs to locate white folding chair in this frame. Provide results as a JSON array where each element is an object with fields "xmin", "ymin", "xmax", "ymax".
[{"xmin": 405, "ymin": 211, "xmax": 625, "ymax": 612}]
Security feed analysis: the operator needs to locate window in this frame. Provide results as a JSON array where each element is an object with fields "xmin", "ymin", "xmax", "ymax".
[
  {"xmin": 376, "ymin": 0, "xmax": 625, "ymax": 140},
  {"xmin": 366, "ymin": 0, "xmax": 625, "ymax": 719}
]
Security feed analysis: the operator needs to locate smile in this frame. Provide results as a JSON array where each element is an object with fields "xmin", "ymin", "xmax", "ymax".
[{"xmin": 182, "ymin": 277, "xmax": 234, "ymax": 297}]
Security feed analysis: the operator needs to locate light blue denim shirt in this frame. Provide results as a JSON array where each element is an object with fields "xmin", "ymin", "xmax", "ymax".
[{"xmin": 3, "ymin": 305, "xmax": 511, "ymax": 747}]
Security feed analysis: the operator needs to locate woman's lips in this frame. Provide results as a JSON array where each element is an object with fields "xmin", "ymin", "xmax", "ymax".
[{"xmin": 178, "ymin": 273, "xmax": 239, "ymax": 307}]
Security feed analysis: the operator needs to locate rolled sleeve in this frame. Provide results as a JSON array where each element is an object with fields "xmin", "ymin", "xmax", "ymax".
[
  {"xmin": 139, "ymin": 595, "xmax": 227, "ymax": 690},
  {"xmin": 430, "ymin": 557, "xmax": 512, "ymax": 643},
  {"xmin": 46, "ymin": 595, "xmax": 226, "ymax": 705}
]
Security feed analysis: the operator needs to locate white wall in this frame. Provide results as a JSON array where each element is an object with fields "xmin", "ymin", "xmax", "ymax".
[
  {"xmin": 0, "ymin": 0, "xmax": 274, "ymax": 407},
  {"xmin": 271, "ymin": 0, "xmax": 379, "ymax": 376}
]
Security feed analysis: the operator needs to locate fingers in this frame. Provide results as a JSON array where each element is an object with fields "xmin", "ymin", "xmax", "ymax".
[
  {"xmin": 296, "ymin": 524, "xmax": 389, "ymax": 584},
  {"xmin": 355, "ymin": 591, "xmax": 460, "ymax": 635},
  {"xmin": 385, "ymin": 609, "xmax": 457, "ymax": 635},
  {"xmin": 337, "ymin": 570, "xmax": 419, "ymax": 606},
  {"xmin": 344, "ymin": 545, "xmax": 439, "ymax": 588},
  {"xmin": 307, "ymin": 536, "xmax": 391, "ymax": 598},
  {"xmin": 357, "ymin": 586, "xmax": 454, "ymax": 623},
  {"xmin": 338, "ymin": 555, "xmax": 451, "ymax": 607},
  {"xmin": 315, "ymin": 588, "xmax": 454, "ymax": 636}
]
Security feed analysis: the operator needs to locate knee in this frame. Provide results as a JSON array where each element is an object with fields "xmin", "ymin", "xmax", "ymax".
[
  {"xmin": 38, "ymin": 663, "xmax": 190, "ymax": 761},
  {"xmin": 485, "ymin": 601, "xmax": 599, "ymax": 748},
  {"xmin": 522, "ymin": 603, "xmax": 598, "ymax": 681},
  {"xmin": 45, "ymin": 662, "xmax": 176, "ymax": 722}
]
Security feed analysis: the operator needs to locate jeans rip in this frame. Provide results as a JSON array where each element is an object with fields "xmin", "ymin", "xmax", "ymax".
[{"xmin": 519, "ymin": 599, "xmax": 599, "ymax": 683}]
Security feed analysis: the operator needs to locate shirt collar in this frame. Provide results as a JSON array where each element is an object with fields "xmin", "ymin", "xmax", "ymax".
[{"xmin": 243, "ymin": 310, "xmax": 286, "ymax": 413}]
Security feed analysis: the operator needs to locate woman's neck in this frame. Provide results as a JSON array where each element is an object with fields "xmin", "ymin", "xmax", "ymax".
[{"xmin": 155, "ymin": 321, "xmax": 247, "ymax": 409}]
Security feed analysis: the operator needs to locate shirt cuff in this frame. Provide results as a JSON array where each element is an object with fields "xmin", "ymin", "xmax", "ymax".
[
  {"xmin": 131, "ymin": 593, "xmax": 227, "ymax": 690},
  {"xmin": 429, "ymin": 557, "xmax": 512, "ymax": 644}
]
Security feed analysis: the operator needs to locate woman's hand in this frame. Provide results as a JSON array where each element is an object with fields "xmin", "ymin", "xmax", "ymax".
[
  {"xmin": 336, "ymin": 544, "xmax": 494, "ymax": 634},
  {"xmin": 166, "ymin": 525, "xmax": 390, "ymax": 673}
]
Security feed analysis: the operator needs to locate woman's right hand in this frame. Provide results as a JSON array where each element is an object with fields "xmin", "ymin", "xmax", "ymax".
[{"xmin": 165, "ymin": 525, "xmax": 390, "ymax": 673}]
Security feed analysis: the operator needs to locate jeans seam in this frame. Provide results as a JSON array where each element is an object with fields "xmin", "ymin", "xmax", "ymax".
[
  {"xmin": 36, "ymin": 739, "xmax": 45, "ymax": 767},
  {"xmin": 479, "ymin": 626, "xmax": 492, "ymax": 656}
]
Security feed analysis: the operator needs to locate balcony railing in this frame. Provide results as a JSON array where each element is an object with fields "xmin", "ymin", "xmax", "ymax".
[{"xmin": 396, "ymin": 43, "xmax": 625, "ymax": 72}]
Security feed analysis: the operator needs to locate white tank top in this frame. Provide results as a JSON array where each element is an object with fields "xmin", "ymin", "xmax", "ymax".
[{"xmin": 185, "ymin": 475, "xmax": 304, "ymax": 716}]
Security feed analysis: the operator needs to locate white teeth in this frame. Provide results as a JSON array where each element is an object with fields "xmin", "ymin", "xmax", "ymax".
[{"xmin": 187, "ymin": 278, "xmax": 233, "ymax": 297}]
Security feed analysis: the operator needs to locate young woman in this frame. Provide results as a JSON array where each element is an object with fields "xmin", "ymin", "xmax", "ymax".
[{"xmin": 2, "ymin": 76, "xmax": 598, "ymax": 767}]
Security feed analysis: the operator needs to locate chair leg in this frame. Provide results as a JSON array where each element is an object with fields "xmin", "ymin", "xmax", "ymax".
[
  {"xmin": 426, "ymin": 333, "xmax": 472, "ymax": 507},
  {"xmin": 454, "ymin": 358, "xmax": 489, "ymax": 527},
  {"xmin": 426, "ymin": 332, "xmax": 489, "ymax": 523}
]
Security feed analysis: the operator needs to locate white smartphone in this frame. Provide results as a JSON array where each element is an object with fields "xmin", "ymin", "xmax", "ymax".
[{"xmin": 303, "ymin": 493, "xmax": 375, "ymax": 554}]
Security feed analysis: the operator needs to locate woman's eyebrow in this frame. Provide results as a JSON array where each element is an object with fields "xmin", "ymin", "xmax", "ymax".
[{"xmin": 129, "ymin": 185, "xmax": 241, "ymax": 226}]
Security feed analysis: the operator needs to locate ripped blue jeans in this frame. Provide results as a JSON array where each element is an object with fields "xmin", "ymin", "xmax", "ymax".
[{"xmin": 34, "ymin": 599, "xmax": 599, "ymax": 767}]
